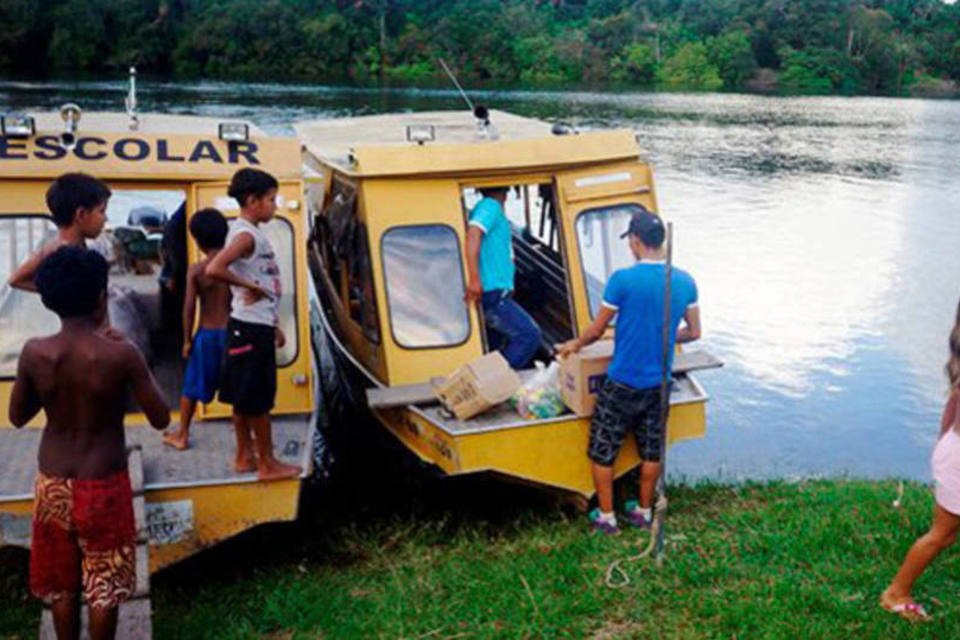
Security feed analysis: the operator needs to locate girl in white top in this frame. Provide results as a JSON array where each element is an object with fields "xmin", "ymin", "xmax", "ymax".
[{"xmin": 206, "ymin": 168, "xmax": 300, "ymax": 482}]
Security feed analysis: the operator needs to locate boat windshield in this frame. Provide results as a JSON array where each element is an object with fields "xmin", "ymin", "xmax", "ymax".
[
  {"xmin": 575, "ymin": 203, "xmax": 644, "ymax": 317},
  {"xmin": 0, "ymin": 216, "xmax": 60, "ymax": 378}
]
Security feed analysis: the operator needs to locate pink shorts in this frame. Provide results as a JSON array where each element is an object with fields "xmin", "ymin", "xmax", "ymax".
[{"xmin": 932, "ymin": 429, "xmax": 960, "ymax": 516}]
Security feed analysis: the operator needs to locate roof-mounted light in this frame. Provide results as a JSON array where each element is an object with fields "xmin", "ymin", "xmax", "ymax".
[
  {"xmin": 219, "ymin": 122, "xmax": 250, "ymax": 142},
  {"xmin": 1, "ymin": 114, "xmax": 36, "ymax": 138},
  {"xmin": 406, "ymin": 124, "xmax": 435, "ymax": 145},
  {"xmin": 59, "ymin": 103, "xmax": 82, "ymax": 151}
]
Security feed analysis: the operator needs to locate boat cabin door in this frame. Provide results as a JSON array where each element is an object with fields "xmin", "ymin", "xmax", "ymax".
[
  {"xmin": 191, "ymin": 181, "xmax": 313, "ymax": 419},
  {"xmin": 554, "ymin": 164, "xmax": 658, "ymax": 334}
]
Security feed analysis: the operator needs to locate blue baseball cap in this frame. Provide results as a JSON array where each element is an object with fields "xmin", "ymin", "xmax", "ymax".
[{"xmin": 620, "ymin": 207, "xmax": 665, "ymax": 247}]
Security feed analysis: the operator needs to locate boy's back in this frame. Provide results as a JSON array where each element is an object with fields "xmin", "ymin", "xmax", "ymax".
[
  {"xmin": 20, "ymin": 332, "xmax": 156, "ymax": 479},
  {"xmin": 190, "ymin": 255, "xmax": 230, "ymax": 329}
]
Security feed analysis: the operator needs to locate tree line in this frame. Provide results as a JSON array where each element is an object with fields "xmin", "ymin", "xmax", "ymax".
[{"xmin": 1, "ymin": 0, "xmax": 958, "ymax": 96}]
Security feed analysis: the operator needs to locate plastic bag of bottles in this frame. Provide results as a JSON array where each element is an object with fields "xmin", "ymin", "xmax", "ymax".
[{"xmin": 512, "ymin": 360, "xmax": 565, "ymax": 420}]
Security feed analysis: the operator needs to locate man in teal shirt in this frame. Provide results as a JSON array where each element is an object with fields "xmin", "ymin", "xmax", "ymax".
[{"xmin": 465, "ymin": 187, "xmax": 541, "ymax": 368}]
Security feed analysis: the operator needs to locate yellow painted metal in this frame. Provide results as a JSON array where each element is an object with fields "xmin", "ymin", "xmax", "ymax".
[
  {"xmin": 301, "ymin": 118, "xmax": 709, "ymax": 497},
  {"xmin": 361, "ymin": 178, "xmax": 484, "ymax": 386},
  {"xmin": 0, "ymin": 119, "xmax": 310, "ymax": 570},
  {"xmin": 554, "ymin": 162, "xmax": 660, "ymax": 334},
  {"xmin": 375, "ymin": 401, "xmax": 705, "ymax": 497},
  {"xmin": 347, "ymin": 130, "xmax": 638, "ymax": 178},
  {"xmin": 191, "ymin": 181, "xmax": 315, "ymax": 419},
  {"xmin": 0, "ymin": 480, "xmax": 300, "ymax": 573},
  {"xmin": 145, "ymin": 479, "xmax": 300, "ymax": 572},
  {"xmin": 0, "ymin": 133, "xmax": 301, "ymax": 181}
]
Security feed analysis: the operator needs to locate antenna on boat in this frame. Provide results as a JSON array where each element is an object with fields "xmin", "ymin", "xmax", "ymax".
[
  {"xmin": 437, "ymin": 58, "xmax": 499, "ymax": 140},
  {"xmin": 438, "ymin": 58, "xmax": 475, "ymax": 112},
  {"xmin": 125, "ymin": 66, "xmax": 139, "ymax": 131}
]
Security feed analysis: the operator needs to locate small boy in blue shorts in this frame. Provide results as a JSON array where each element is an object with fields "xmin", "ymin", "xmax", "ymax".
[{"xmin": 163, "ymin": 208, "xmax": 231, "ymax": 451}]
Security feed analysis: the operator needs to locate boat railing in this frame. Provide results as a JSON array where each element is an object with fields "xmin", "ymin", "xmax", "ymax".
[{"xmin": 0, "ymin": 218, "xmax": 56, "ymax": 316}]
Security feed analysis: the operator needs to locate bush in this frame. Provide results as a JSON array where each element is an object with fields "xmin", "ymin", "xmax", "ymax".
[{"xmin": 657, "ymin": 42, "xmax": 723, "ymax": 91}]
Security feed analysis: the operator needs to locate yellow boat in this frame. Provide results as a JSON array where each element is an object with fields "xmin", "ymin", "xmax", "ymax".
[
  {"xmin": 0, "ymin": 104, "xmax": 315, "ymax": 572},
  {"xmin": 296, "ymin": 109, "xmax": 718, "ymax": 498}
]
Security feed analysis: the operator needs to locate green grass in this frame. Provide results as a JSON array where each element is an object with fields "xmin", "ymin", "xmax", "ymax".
[{"xmin": 2, "ymin": 479, "xmax": 960, "ymax": 639}]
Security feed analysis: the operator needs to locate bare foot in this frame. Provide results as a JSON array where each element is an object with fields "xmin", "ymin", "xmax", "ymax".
[
  {"xmin": 257, "ymin": 459, "xmax": 301, "ymax": 482},
  {"xmin": 235, "ymin": 456, "xmax": 257, "ymax": 473},
  {"xmin": 162, "ymin": 430, "xmax": 189, "ymax": 451},
  {"xmin": 880, "ymin": 589, "xmax": 930, "ymax": 622}
]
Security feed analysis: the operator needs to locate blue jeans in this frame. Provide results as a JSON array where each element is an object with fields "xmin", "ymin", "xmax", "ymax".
[{"xmin": 482, "ymin": 290, "xmax": 542, "ymax": 369}]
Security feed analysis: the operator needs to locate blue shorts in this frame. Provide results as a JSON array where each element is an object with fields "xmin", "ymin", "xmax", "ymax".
[{"xmin": 182, "ymin": 328, "xmax": 228, "ymax": 403}]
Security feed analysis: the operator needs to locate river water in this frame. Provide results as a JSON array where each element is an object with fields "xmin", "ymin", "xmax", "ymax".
[{"xmin": 3, "ymin": 80, "xmax": 959, "ymax": 482}]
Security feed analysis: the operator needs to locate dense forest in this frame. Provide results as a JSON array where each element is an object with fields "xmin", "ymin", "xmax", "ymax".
[{"xmin": 0, "ymin": 0, "xmax": 958, "ymax": 96}]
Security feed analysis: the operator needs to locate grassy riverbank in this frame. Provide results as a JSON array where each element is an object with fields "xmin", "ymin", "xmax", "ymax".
[{"xmin": 2, "ymin": 479, "xmax": 959, "ymax": 639}]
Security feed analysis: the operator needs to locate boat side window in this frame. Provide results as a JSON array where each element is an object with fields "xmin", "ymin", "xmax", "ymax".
[
  {"xmin": 105, "ymin": 189, "xmax": 186, "ymax": 406},
  {"xmin": 381, "ymin": 225, "xmax": 469, "ymax": 349},
  {"xmin": 257, "ymin": 218, "xmax": 300, "ymax": 366},
  {"xmin": 575, "ymin": 203, "xmax": 643, "ymax": 317},
  {"xmin": 317, "ymin": 179, "xmax": 380, "ymax": 343},
  {"xmin": 0, "ymin": 216, "xmax": 60, "ymax": 379}
]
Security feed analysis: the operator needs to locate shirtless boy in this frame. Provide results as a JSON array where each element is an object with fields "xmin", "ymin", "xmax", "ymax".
[
  {"xmin": 9, "ymin": 246, "xmax": 170, "ymax": 640},
  {"xmin": 8, "ymin": 173, "xmax": 109, "ymax": 291},
  {"xmin": 163, "ymin": 208, "xmax": 230, "ymax": 451},
  {"xmin": 206, "ymin": 168, "xmax": 300, "ymax": 481}
]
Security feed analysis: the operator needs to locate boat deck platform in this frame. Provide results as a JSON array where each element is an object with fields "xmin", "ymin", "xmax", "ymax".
[
  {"xmin": 411, "ymin": 374, "xmax": 708, "ymax": 436},
  {"xmin": 0, "ymin": 415, "xmax": 312, "ymax": 502}
]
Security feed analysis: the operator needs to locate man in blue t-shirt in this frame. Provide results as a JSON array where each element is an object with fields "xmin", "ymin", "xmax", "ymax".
[
  {"xmin": 465, "ymin": 186, "xmax": 541, "ymax": 369},
  {"xmin": 557, "ymin": 207, "xmax": 701, "ymax": 535}
]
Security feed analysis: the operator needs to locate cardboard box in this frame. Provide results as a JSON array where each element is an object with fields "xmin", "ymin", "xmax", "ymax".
[
  {"xmin": 432, "ymin": 352, "xmax": 522, "ymax": 421},
  {"xmin": 559, "ymin": 340, "xmax": 614, "ymax": 416}
]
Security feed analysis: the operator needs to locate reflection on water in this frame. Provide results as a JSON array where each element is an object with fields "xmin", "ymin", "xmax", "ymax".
[{"xmin": 3, "ymin": 80, "xmax": 959, "ymax": 480}]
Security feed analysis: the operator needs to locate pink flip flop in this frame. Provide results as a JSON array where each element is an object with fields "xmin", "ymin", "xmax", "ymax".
[{"xmin": 882, "ymin": 600, "xmax": 930, "ymax": 622}]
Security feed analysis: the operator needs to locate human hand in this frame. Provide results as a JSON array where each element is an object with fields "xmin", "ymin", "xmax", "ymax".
[
  {"xmin": 242, "ymin": 284, "xmax": 271, "ymax": 305},
  {"xmin": 275, "ymin": 327, "xmax": 286, "ymax": 349},
  {"xmin": 99, "ymin": 325, "xmax": 127, "ymax": 342},
  {"xmin": 555, "ymin": 339, "xmax": 581, "ymax": 359},
  {"xmin": 464, "ymin": 276, "xmax": 483, "ymax": 305},
  {"xmin": 182, "ymin": 341, "xmax": 192, "ymax": 359}
]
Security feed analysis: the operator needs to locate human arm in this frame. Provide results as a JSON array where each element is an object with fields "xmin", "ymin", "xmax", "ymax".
[
  {"xmin": 8, "ymin": 344, "xmax": 42, "ymax": 428},
  {"xmin": 941, "ymin": 390, "xmax": 958, "ymax": 438},
  {"xmin": 8, "ymin": 240, "xmax": 63, "ymax": 292},
  {"xmin": 181, "ymin": 265, "xmax": 198, "ymax": 358},
  {"xmin": 555, "ymin": 306, "xmax": 617, "ymax": 358},
  {"xmin": 676, "ymin": 305, "xmax": 701, "ymax": 344},
  {"xmin": 205, "ymin": 232, "xmax": 271, "ymax": 302},
  {"xmin": 125, "ymin": 344, "xmax": 170, "ymax": 431},
  {"xmin": 464, "ymin": 226, "xmax": 484, "ymax": 304}
]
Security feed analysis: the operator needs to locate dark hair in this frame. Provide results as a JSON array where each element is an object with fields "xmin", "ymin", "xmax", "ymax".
[
  {"xmin": 36, "ymin": 246, "xmax": 109, "ymax": 318},
  {"xmin": 189, "ymin": 208, "xmax": 228, "ymax": 251},
  {"xmin": 479, "ymin": 186, "xmax": 509, "ymax": 198},
  {"xmin": 227, "ymin": 168, "xmax": 278, "ymax": 207},
  {"xmin": 45, "ymin": 173, "xmax": 111, "ymax": 227},
  {"xmin": 947, "ymin": 298, "xmax": 960, "ymax": 389}
]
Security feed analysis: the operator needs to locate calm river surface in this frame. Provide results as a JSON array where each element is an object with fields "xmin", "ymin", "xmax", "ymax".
[{"xmin": 3, "ymin": 80, "xmax": 959, "ymax": 482}]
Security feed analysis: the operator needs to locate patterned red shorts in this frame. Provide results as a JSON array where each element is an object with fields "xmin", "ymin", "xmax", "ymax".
[{"xmin": 29, "ymin": 469, "xmax": 136, "ymax": 611}]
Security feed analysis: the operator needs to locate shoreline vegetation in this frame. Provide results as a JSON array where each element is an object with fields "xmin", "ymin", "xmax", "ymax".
[
  {"xmin": 0, "ymin": 1, "xmax": 958, "ymax": 99},
  {"xmin": 2, "ymin": 479, "xmax": 959, "ymax": 638}
]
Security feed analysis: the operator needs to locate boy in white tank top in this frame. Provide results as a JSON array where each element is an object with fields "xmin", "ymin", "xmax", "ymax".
[{"xmin": 206, "ymin": 168, "xmax": 300, "ymax": 481}]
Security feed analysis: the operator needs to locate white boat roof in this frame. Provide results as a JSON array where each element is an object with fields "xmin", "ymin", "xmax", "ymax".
[
  {"xmin": 295, "ymin": 110, "xmax": 553, "ymax": 167},
  {"xmin": 27, "ymin": 111, "xmax": 266, "ymax": 137}
]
